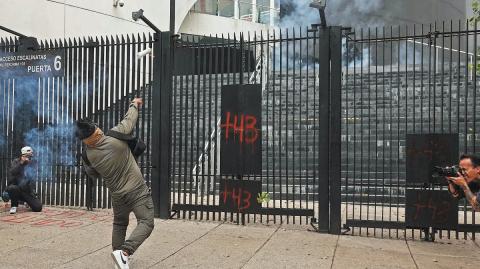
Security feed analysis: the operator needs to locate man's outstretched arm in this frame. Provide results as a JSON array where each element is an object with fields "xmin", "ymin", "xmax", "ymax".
[{"xmin": 111, "ymin": 98, "xmax": 143, "ymax": 135}]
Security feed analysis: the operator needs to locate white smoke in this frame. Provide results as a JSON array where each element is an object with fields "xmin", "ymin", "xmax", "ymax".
[{"xmin": 280, "ymin": 0, "xmax": 397, "ymax": 28}]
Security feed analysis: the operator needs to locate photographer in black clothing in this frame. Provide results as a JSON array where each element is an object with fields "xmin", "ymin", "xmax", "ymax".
[
  {"xmin": 447, "ymin": 154, "xmax": 480, "ymax": 211},
  {"xmin": 6, "ymin": 146, "xmax": 42, "ymax": 214}
]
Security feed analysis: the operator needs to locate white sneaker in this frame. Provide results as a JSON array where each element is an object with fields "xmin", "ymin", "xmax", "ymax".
[
  {"xmin": 111, "ymin": 250, "xmax": 129, "ymax": 269},
  {"xmin": 9, "ymin": 207, "xmax": 17, "ymax": 214}
]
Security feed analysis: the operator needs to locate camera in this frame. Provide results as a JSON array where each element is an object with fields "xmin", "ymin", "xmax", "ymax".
[{"xmin": 432, "ymin": 165, "xmax": 463, "ymax": 178}]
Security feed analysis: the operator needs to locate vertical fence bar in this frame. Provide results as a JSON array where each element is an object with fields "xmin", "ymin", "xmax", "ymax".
[
  {"xmin": 330, "ymin": 26, "xmax": 342, "ymax": 235},
  {"xmin": 317, "ymin": 27, "xmax": 330, "ymax": 232},
  {"xmin": 106, "ymin": 36, "xmax": 114, "ymax": 208},
  {"xmin": 388, "ymin": 26, "xmax": 393, "ymax": 238},
  {"xmin": 396, "ymin": 26, "xmax": 401, "ymax": 239},
  {"xmin": 464, "ymin": 20, "xmax": 470, "ymax": 240},
  {"xmin": 298, "ymin": 27, "xmax": 303, "ymax": 225},
  {"xmin": 285, "ymin": 28, "xmax": 291, "ymax": 224},
  {"xmin": 421, "ymin": 25, "xmax": 424, "ymax": 134},
  {"xmin": 190, "ymin": 36, "xmax": 196, "ymax": 220},
  {"xmin": 304, "ymin": 28, "xmax": 310, "ymax": 225},
  {"xmin": 272, "ymin": 30, "xmax": 277, "ymax": 224},
  {"xmin": 71, "ymin": 38, "xmax": 78, "ymax": 207},
  {"xmin": 351, "ymin": 28, "xmax": 357, "ymax": 235},
  {"xmin": 433, "ymin": 22, "xmax": 437, "ymax": 133},
  {"xmin": 213, "ymin": 33, "xmax": 220, "ymax": 221},
  {"xmin": 374, "ymin": 27, "xmax": 379, "ymax": 237},
  {"xmin": 278, "ymin": 30, "xmax": 283, "ymax": 222},
  {"xmin": 151, "ymin": 32, "xmax": 162, "ymax": 217},
  {"xmin": 146, "ymin": 33, "xmax": 153, "ymax": 197},
  {"xmin": 286, "ymin": 27, "xmax": 294, "ymax": 224},
  {"xmin": 441, "ymin": 22, "xmax": 445, "ymax": 133},
  {"xmin": 85, "ymin": 40, "xmax": 95, "ymax": 210},
  {"xmin": 162, "ymin": 31, "xmax": 173, "ymax": 218},
  {"xmin": 366, "ymin": 28, "xmax": 371, "ymax": 236},
  {"xmin": 194, "ymin": 38, "xmax": 201, "ymax": 221},
  {"xmin": 98, "ymin": 37, "xmax": 106, "ymax": 209},
  {"xmin": 359, "ymin": 28, "xmax": 364, "ymax": 236},
  {"xmin": 473, "ymin": 19, "xmax": 478, "ymax": 240},
  {"xmin": 404, "ymin": 25, "xmax": 409, "ymax": 239},
  {"xmin": 449, "ymin": 21, "xmax": 453, "ymax": 135},
  {"xmin": 456, "ymin": 20, "xmax": 461, "ymax": 240},
  {"xmin": 381, "ymin": 26, "xmax": 386, "ymax": 238}
]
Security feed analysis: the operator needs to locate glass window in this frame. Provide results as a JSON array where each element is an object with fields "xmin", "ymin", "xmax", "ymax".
[{"xmin": 218, "ymin": 0, "xmax": 235, "ymax": 17}]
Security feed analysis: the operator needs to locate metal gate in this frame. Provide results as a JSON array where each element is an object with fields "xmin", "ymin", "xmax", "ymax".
[
  {"xmin": 342, "ymin": 21, "xmax": 480, "ymax": 239},
  {"xmin": 0, "ymin": 34, "xmax": 154, "ymax": 209},
  {"xmin": 169, "ymin": 27, "xmax": 342, "ymax": 232},
  {"xmin": 0, "ymin": 27, "xmax": 343, "ymax": 232}
]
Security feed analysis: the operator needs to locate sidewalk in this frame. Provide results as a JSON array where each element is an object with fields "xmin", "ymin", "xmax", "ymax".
[{"xmin": 0, "ymin": 204, "xmax": 479, "ymax": 269}]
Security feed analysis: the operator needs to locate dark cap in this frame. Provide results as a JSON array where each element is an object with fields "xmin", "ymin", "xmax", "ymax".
[{"xmin": 75, "ymin": 119, "xmax": 96, "ymax": 140}]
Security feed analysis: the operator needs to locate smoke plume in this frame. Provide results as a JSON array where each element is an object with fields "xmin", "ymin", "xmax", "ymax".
[{"xmin": 279, "ymin": 0, "xmax": 396, "ymax": 28}]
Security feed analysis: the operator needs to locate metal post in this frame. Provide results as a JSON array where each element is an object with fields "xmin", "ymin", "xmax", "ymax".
[
  {"xmin": 234, "ymin": 0, "xmax": 240, "ymax": 19},
  {"xmin": 170, "ymin": 0, "xmax": 175, "ymax": 34},
  {"xmin": 0, "ymin": 25, "xmax": 26, "ymax": 38},
  {"xmin": 270, "ymin": 0, "xmax": 275, "ymax": 26},
  {"xmin": 317, "ymin": 27, "xmax": 330, "ymax": 232},
  {"xmin": 85, "ymin": 39, "xmax": 98, "ymax": 211},
  {"xmin": 151, "ymin": 31, "xmax": 173, "ymax": 218},
  {"xmin": 329, "ymin": 26, "xmax": 342, "ymax": 235},
  {"xmin": 252, "ymin": 0, "xmax": 258, "ymax": 23}
]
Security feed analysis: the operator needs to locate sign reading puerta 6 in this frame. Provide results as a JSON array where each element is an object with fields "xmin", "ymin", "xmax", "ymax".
[{"xmin": 0, "ymin": 49, "xmax": 65, "ymax": 78}]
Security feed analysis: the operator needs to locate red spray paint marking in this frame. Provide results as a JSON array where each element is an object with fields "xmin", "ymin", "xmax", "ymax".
[
  {"xmin": 220, "ymin": 112, "xmax": 259, "ymax": 145},
  {"xmin": 412, "ymin": 193, "xmax": 451, "ymax": 223},
  {"xmin": 220, "ymin": 184, "xmax": 252, "ymax": 211},
  {"xmin": 0, "ymin": 207, "xmax": 113, "ymax": 228}
]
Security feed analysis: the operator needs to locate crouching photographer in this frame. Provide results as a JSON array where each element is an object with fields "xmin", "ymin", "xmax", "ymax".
[
  {"xmin": 439, "ymin": 154, "xmax": 480, "ymax": 211},
  {"xmin": 4, "ymin": 146, "xmax": 42, "ymax": 214}
]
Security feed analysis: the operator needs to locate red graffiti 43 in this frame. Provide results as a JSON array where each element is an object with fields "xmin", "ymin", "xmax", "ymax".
[
  {"xmin": 220, "ymin": 184, "xmax": 252, "ymax": 211},
  {"xmin": 220, "ymin": 112, "xmax": 258, "ymax": 144}
]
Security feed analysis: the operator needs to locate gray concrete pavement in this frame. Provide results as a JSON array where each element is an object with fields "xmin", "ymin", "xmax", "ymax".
[{"xmin": 0, "ymin": 203, "xmax": 479, "ymax": 269}]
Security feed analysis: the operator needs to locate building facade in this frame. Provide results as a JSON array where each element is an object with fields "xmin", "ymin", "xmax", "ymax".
[{"xmin": 0, "ymin": 0, "xmax": 279, "ymax": 40}]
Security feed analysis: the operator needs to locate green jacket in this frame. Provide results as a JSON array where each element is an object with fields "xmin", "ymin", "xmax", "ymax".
[{"xmin": 84, "ymin": 103, "xmax": 146, "ymax": 200}]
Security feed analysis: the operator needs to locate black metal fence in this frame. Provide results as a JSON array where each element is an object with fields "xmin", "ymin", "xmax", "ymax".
[
  {"xmin": 4, "ymin": 20, "xmax": 480, "ymax": 240},
  {"xmin": 169, "ymin": 28, "xmax": 341, "ymax": 230},
  {"xmin": 342, "ymin": 21, "xmax": 480, "ymax": 239},
  {"xmin": 0, "ymin": 34, "xmax": 154, "ymax": 209}
]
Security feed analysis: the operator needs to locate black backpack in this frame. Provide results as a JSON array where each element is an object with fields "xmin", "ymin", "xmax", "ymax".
[{"xmin": 106, "ymin": 130, "xmax": 146, "ymax": 159}]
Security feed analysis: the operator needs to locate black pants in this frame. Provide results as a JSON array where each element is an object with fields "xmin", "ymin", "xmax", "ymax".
[{"xmin": 6, "ymin": 185, "xmax": 42, "ymax": 212}]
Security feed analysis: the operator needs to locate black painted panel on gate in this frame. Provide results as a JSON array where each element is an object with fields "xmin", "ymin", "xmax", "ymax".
[
  {"xmin": 406, "ymin": 134, "xmax": 458, "ymax": 184},
  {"xmin": 406, "ymin": 190, "xmax": 458, "ymax": 229},
  {"xmin": 220, "ymin": 84, "xmax": 262, "ymax": 175},
  {"xmin": 174, "ymin": 47, "xmax": 255, "ymax": 75},
  {"xmin": 219, "ymin": 178, "xmax": 261, "ymax": 213}
]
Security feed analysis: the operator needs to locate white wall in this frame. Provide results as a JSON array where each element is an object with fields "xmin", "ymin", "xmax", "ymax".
[
  {"xmin": 0, "ymin": 0, "xmax": 200, "ymax": 40},
  {"xmin": 0, "ymin": 0, "xmax": 268, "ymax": 41},
  {"xmin": 179, "ymin": 12, "xmax": 269, "ymax": 37}
]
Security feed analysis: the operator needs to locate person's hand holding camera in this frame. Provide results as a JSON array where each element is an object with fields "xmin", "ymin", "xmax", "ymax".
[{"xmin": 447, "ymin": 173, "xmax": 469, "ymax": 188}]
